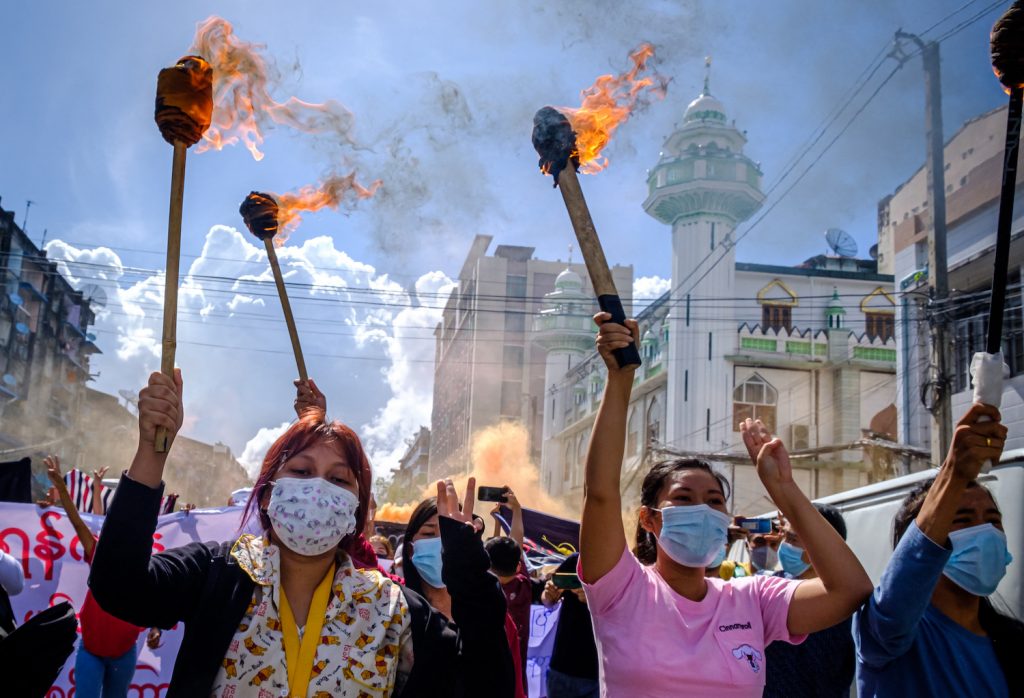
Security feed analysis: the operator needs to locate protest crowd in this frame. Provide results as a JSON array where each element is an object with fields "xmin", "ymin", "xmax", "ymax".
[{"xmin": 0, "ymin": 314, "xmax": 1021, "ymax": 698}]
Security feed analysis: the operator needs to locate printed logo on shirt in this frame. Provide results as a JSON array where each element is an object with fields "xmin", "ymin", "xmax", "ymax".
[
  {"xmin": 718, "ymin": 622, "xmax": 752, "ymax": 632},
  {"xmin": 731, "ymin": 644, "xmax": 763, "ymax": 673}
]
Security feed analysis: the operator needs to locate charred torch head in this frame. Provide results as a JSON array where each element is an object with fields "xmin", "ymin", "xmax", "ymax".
[
  {"xmin": 155, "ymin": 55, "xmax": 214, "ymax": 147},
  {"xmin": 239, "ymin": 191, "xmax": 280, "ymax": 241},
  {"xmin": 992, "ymin": 1, "xmax": 1024, "ymax": 90},
  {"xmin": 532, "ymin": 106, "xmax": 579, "ymax": 187}
]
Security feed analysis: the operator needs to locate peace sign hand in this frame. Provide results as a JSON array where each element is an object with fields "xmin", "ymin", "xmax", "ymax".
[{"xmin": 436, "ymin": 477, "xmax": 476, "ymax": 527}]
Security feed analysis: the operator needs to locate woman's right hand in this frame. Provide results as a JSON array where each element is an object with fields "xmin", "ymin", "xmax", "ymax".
[
  {"xmin": 293, "ymin": 378, "xmax": 326, "ymax": 417},
  {"xmin": 138, "ymin": 370, "xmax": 184, "ymax": 450},
  {"xmin": 944, "ymin": 403, "xmax": 1007, "ymax": 481},
  {"xmin": 594, "ymin": 313, "xmax": 640, "ymax": 376}
]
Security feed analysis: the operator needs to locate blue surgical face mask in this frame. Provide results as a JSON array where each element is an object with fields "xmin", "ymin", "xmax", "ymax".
[
  {"xmin": 750, "ymin": 545, "xmax": 778, "ymax": 572},
  {"xmin": 943, "ymin": 524, "xmax": 1013, "ymax": 597},
  {"xmin": 778, "ymin": 541, "xmax": 811, "ymax": 578},
  {"xmin": 412, "ymin": 536, "xmax": 445, "ymax": 588},
  {"xmin": 653, "ymin": 504, "xmax": 730, "ymax": 568},
  {"xmin": 709, "ymin": 544, "xmax": 728, "ymax": 569}
]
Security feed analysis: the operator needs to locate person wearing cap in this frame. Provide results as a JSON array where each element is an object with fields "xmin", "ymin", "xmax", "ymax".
[{"xmin": 541, "ymin": 553, "xmax": 599, "ymax": 698}]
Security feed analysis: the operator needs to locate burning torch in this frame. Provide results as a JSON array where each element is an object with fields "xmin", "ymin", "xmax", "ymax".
[
  {"xmin": 969, "ymin": 1, "xmax": 1024, "ymax": 471},
  {"xmin": 153, "ymin": 56, "xmax": 213, "ymax": 452},
  {"xmin": 239, "ymin": 192, "xmax": 308, "ymax": 383},
  {"xmin": 532, "ymin": 108, "xmax": 641, "ymax": 368}
]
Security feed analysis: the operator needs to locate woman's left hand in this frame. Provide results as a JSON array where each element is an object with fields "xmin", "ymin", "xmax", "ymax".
[
  {"xmin": 740, "ymin": 418, "xmax": 794, "ymax": 489},
  {"xmin": 437, "ymin": 477, "xmax": 476, "ymax": 527}
]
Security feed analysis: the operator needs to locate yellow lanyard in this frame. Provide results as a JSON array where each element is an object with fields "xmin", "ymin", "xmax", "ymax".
[{"xmin": 279, "ymin": 563, "xmax": 335, "ymax": 698}]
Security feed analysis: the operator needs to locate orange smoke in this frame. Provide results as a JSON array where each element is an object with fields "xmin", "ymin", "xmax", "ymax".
[
  {"xmin": 375, "ymin": 501, "xmax": 417, "ymax": 525},
  {"xmin": 375, "ymin": 422, "xmax": 576, "ymax": 526},
  {"xmin": 191, "ymin": 16, "xmax": 358, "ymax": 160},
  {"xmin": 559, "ymin": 43, "xmax": 667, "ymax": 174},
  {"xmin": 270, "ymin": 172, "xmax": 382, "ymax": 244}
]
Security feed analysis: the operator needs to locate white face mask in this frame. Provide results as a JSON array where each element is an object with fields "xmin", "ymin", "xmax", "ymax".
[{"xmin": 266, "ymin": 477, "xmax": 359, "ymax": 557}]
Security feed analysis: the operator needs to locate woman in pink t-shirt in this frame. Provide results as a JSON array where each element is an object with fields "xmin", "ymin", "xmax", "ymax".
[{"xmin": 579, "ymin": 315, "xmax": 874, "ymax": 698}]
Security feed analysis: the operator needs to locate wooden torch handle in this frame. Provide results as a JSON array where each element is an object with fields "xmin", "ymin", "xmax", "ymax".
[
  {"xmin": 264, "ymin": 238, "xmax": 308, "ymax": 383},
  {"xmin": 556, "ymin": 167, "xmax": 641, "ymax": 368},
  {"xmin": 987, "ymin": 86, "xmax": 1023, "ymax": 354},
  {"xmin": 155, "ymin": 141, "xmax": 187, "ymax": 453}
]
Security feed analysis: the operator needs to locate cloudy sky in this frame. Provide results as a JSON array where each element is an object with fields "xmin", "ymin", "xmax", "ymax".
[{"xmin": 0, "ymin": 0, "xmax": 1008, "ymax": 476}]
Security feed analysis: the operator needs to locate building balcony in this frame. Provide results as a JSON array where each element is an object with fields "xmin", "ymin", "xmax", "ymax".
[{"xmin": 732, "ymin": 323, "xmax": 896, "ymax": 366}]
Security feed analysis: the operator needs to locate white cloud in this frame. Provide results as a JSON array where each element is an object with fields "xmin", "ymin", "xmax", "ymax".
[
  {"xmin": 46, "ymin": 226, "xmax": 451, "ymax": 481},
  {"xmin": 634, "ymin": 275, "xmax": 671, "ymax": 302},
  {"xmin": 239, "ymin": 420, "xmax": 292, "ymax": 479}
]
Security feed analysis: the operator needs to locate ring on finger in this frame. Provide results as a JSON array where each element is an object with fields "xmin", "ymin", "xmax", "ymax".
[{"xmin": 987, "ymin": 437, "xmax": 992, "ymax": 447}]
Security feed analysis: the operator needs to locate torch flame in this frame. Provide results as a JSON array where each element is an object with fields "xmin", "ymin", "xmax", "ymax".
[
  {"xmin": 257, "ymin": 173, "xmax": 381, "ymax": 245},
  {"xmin": 190, "ymin": 16, "xmax": 358, "ymax": 160},
  {"xmin": 558, "ymin": 43, "xmax": 667, "ymax": 174}
]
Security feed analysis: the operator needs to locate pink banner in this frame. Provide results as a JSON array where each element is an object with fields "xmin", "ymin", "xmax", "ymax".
[{"xmin": 1, "ymin": 502, "xmax": 244, "ymax": 698}]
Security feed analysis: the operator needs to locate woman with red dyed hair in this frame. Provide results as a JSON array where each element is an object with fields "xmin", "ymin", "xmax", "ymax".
[{"xmin": 88, "ymin": 370, "xmax": 515, "ymax": 698}]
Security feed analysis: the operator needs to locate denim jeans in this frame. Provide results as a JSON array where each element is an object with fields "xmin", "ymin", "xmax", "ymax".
[
  {"xmin": 546, "ymin": 667, "xmax": 600, "ymax": 698},
  {"xmin": 74, "ymin": 644, "xmax": 138, "ymax": 698}
]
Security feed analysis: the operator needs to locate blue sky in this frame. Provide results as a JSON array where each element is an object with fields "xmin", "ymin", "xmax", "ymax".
[{"xmin": 0, "ymin": 1, "xmax": 1009, "ymax": 473}]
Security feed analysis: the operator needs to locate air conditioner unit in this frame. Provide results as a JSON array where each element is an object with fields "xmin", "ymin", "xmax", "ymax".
[{"xmin": 789, "ymin": 423, "xmax": 811, "ymax": 451}]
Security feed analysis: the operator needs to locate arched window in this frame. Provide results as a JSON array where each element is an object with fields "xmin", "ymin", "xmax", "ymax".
[
  {"xmin": 733, "ymin": 374, "xmax": 778, "ymax": 432},
  {"xmin": 563, "ymin": 441, "xmax": 574, "ymax": 484},
  {"xmin": 647, "ymin": 397, "xmax": 662, "ymax": 446},
  {"xmin": 627, "ymin": 407, "xmax": 640, "ymax": 456}
]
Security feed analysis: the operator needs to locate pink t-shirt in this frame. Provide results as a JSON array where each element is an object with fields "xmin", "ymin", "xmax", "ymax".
[{"xmin": 581, "ymin": 546, "xmax": 805, "ymax": 698}]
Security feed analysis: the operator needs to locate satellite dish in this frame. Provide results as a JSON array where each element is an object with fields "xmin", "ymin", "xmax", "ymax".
[
  {"xmin": 869, "ymin": 243, "xmax": 879, "ymax": 260},
  {"xmin": 2, "ymin": 374, "xmax": 16, "ymax": 387},
  {"xmin": 8, "ymin": 293, "xmax": 22, "ymax": 306},
  {"xmin": 14, "ymin": 322, "xmax": 29, "ymax": 335},
  {"xmin": 825, "ymin": 228, "xmax": 858, "ymax": 258},
  {"xmin": 81, "ymin": 284, "xmax": 108, "ymax": 310}
]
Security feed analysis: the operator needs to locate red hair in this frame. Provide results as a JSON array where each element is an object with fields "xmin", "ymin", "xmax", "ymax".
[{"xmin": 242, "ymin": 410, "xmax": 372, "ymax": 555}]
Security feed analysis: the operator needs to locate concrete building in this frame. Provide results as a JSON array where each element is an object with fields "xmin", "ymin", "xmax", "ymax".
[
  {"xmin": 79, "ymin": 388, "xmax": 251, "ymax": 507},
  {"xmin": 0, "ymin": 198, "xmax": 100, "ymax": 487},
  {"xmin": 882, "ymin": 104, "xmax": 1024, "ymax": 454},
  {"xmin": 428, "ymin": 235, "xmax": 631, "ymax": 480},
  {"xmin": 535, "ymin": 76, "xmax": 900, "ymax": 514}
]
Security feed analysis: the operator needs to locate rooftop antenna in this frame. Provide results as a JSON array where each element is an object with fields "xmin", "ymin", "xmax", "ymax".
[
  {"xmin": 22, "ymin": 200, "xmax": 34, "ymax": 232},
  {"xmin": 40, "ymin": 228, "xmax": 48, "ymax": 248}
]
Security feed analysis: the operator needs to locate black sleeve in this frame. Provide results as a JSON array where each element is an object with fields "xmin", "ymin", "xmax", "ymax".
[
  {"xmin": 439, "ymin": 517, "xmax": 516, "ymax": 698},
  {"xmin": 398, "ymin": 587, "xmax": 462, "ymax": 697},
  {"xmin": 88, "ymin": 473, "xmax": 217, "ymax": 630}
]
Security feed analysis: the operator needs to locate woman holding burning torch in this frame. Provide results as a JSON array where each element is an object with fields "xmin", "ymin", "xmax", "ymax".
[
  {"xmin": 89, "ymin": 369, "xmax": 513, "ymax": 698},
  {"xmin": 577, "ymin": 314, "xmax": 873, "ymax": 697}
]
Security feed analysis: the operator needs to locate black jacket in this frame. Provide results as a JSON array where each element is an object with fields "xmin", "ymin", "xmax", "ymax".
[{"xmin": 90, "ymin": 474, "xmax": 514, "ymax": 698}]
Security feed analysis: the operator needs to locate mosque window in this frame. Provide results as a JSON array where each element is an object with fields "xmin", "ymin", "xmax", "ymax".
[
  {"xmin": 647, "ymin": 397, "xmax": 662, "ymax": 446},
  {"xmin": 865, "ymin": 313, "xmax": 894, "ymax": 342},
  {"xmin": 762, "ymin": 304, "xmax": 792, "ymax": 332},
  {"xmin": 733, "ymin": 374, "xmax": 777, "ymax": 433}
]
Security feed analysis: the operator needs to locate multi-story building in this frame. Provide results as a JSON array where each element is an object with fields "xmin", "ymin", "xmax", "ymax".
[
  {"xmin": 428, "ymin": 235, "xmax": 631, "ymax": 480},
  {"xmin": 535, "ymin": 76, "xmax": 902, "ymax": 514},
  {"xmin": 881, "ymin": 104, "xmax": 1024, "ymax": 453},
  {"xmin": 0, "ymin": 198, "xmax": 100, "ymax": 488}
]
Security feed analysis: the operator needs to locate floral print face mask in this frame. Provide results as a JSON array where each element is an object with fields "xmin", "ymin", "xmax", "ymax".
[{"xmin": 267, "ymin": 476, "xmax": 359, "ymax": 556}]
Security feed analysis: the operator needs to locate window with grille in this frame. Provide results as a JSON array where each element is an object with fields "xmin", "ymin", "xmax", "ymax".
[
  {"xmin": 733, "ymin": 374, "xmax": 778, "ymax": 432},
  {"xmin": 762, "ymin": 304, "xmax": 792, "ymax": 332},
  {"xmin": 952, "ymin": 271, "xmax": 1024, "ymax": 393},
  {"xmin": 865, "ymin": 312, "xmax": 895, "ymax": 342}
]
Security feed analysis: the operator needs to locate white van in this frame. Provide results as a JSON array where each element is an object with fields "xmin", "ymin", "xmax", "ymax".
[{"xmin": 814, "ymin": 450, "xmax": 1023, "ymax": 619}]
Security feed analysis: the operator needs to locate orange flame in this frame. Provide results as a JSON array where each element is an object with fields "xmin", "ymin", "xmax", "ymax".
[
  {"xmin": 190, "ymin": 16, "xmax": 358, "ymax": 160},
  {"xmin": 269, "ymin": 173, "xmax": 382, "ymax": 244},
  {"xmin": 560, "ymin": 43, "xmax": 668, "ymax": 174}
]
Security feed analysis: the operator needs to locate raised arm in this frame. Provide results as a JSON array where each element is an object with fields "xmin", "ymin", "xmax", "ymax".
[
  {"xmin": 44, "ymin": 455, "xmax": 96, "ymax": 561},
  {"xmin": 90, "ymin": 466, "xmax": 109, "ymax": 515},
  {"xmin": 294, "ymin": 377, "xmax": 326, "ymax": 418},
  {"xmin": 90, "ymin": 369, "xmax": 212, "ymax": 630},
  {"xmin": 505, "ymin": 487, "xmax": 524, "ymax": 550},
  {"xmin": 916, "ymin": 403, "xmax": 1006, "ymax": 544},
  {"xmin": 741, "ymin": 419, "xmax": 873, "ymax": 635},
  {"xmin": 579, "ymin": 314, "xmax": 638, "ymax": 583}
]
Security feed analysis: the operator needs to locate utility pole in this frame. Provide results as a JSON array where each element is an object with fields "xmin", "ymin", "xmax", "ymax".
[{"xmin": 894, "ymin": 31, "xmax": 953, "ymax": 465}]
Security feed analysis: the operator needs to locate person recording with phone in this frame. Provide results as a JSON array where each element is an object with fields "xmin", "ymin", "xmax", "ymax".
[{"xmin": 542, "ymin": 553, "xmax": 600, "ymax": 698}]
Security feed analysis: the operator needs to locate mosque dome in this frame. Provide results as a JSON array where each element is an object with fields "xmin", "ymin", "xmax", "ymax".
[
  {"xmin": 555, "ymin": 267, "xmax": 584, "ymax": 291},
  {"xmin": 684, "ymin": 92, "xmax": 727, "ymax": 123}
]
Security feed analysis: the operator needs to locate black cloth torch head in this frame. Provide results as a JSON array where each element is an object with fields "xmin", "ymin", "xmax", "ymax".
[
  {"xmin": 532, "ymin": 106, "xmax": 579, "ymax": 187},
  {"xmin": 239, "ymin": 191, "xmax": 280, "ymax": 241},
  {"xmin": 992, "ymin": 1, "xmax": 1024, "ymax": 90}
]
